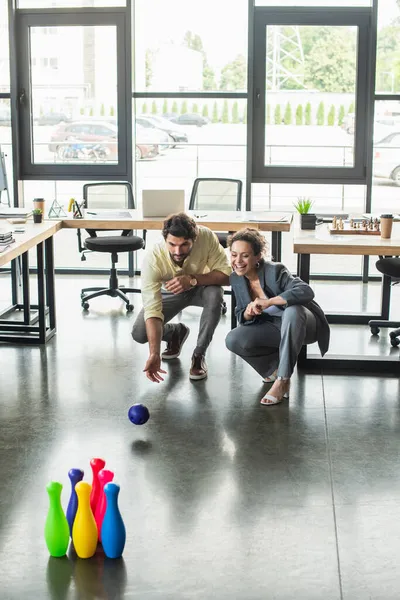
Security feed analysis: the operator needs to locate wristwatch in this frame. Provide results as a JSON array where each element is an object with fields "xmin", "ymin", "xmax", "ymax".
[{"xmin": 189, "ymin": 276, "xmax": 198, "ymax": 287}]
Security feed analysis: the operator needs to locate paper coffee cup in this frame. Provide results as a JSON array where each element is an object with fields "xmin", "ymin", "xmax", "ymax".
[{"xmin": 380, "ymin": 214, "xmax": 393, "ymax": 239}]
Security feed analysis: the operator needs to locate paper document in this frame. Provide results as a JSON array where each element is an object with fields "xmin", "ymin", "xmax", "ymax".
[
  {"xmin": 248, "ymin": 213, "xmax": 288, "ymax": 222},
  {"xmin": 86, "ymin": 210, "xmax": 132, "ymax": 219}
]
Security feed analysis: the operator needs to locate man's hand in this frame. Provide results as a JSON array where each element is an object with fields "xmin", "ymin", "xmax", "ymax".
[
  {"xmin": 143, "ymin": 353, "xmax": 167, "ymax": 383},
  {"xmin": 164, "ymin": 275, "xmax": 192, "ymax": 295}
]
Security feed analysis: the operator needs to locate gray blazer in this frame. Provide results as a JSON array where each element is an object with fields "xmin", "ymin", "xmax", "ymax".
[{"xmin": 230, "ymin": 261, "xmax": 330, "ymax": 356}]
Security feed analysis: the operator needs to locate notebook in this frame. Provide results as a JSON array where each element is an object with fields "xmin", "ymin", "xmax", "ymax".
[{"xmin": 142, "ymin": 190, "xmax": 185, "ymax": 218}]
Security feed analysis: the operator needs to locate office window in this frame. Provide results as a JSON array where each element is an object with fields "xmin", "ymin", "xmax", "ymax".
[
  {"xmin": 134, "ymin": 98, "xmax": 247, "ymax": 207},
  {"xmin": 0, "ymin": 1, "xmax": 10, "ymax": 91},
  {"xmin": 0, "ymin": 100, "xmax": 14, "ymax": 205},
  {"xmin": 17, "ymin": 10, "xmax": 131, "ymax": 180},
  {"xmin": 134, "ymin": 0, "xmax": 248, "ymax": 92},
  {"xmin": 251, "ymin": 6, "xmax": 371, "ymax": 183},
  {"xmin": 371, "ymin": 100, "xmax": 400, "ymax": 214},
  {"xmin": 376, "ymin": 0, "xmax": 400, "ymax": 94}
]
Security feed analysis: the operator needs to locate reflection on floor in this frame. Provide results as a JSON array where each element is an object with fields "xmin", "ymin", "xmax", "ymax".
[{"xmin": 0, "ymin": 275, "xmax": 399, "ymax": 600}]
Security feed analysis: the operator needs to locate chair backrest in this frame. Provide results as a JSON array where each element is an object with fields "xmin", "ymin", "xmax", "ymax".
[
  {"xmin": 83, "ymin": 181, "xmax": 135, "ymax": 210},
  {"xmin": 189, "ymin": 178, "xmax": 242, "ymax": 212}
]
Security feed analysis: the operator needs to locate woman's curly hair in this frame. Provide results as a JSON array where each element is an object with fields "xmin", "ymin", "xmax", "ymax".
[{"xmin": 227, "ymin": 228, "xmax": 268, "ymax": 261}]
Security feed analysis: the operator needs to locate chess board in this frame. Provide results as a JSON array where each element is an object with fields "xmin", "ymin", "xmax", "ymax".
[{"xmin": 329, "ymin": 224, "xmax": 380, "ymax": 236}]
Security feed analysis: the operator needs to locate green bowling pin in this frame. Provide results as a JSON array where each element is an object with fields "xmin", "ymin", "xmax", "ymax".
[{"xmin": 45, "ymin": 481, "xmax": 70, "ymax": 557}]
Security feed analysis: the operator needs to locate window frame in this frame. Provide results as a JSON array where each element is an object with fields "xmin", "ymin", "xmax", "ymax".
[
  {"xmin": 16, "ymin": 7, "xmax": 132, "ymax": 181},
  {"xmin": 251, "ymin": 6, "xmax": 372, "ymax": 184}
]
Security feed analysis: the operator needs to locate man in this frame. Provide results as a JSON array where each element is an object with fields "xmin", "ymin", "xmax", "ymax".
[{"xmin": 131, "ymin": 213, "xmax": 231, "ymax": 382}]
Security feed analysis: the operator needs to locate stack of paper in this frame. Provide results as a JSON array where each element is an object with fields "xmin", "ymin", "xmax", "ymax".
[
  {"xmin": 0, "ymin": 207, "xmax": 32, "ymax": 219},
  {"xmin": 0, "ymin": 228, "xmax": 14, "ymax": 251}
]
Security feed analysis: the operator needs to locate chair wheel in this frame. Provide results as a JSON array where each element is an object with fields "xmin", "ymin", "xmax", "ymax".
[
  {"xmin": 370, "ymin": 326, "xmax": 380, "ymax": 335},
  {"xmin": 82, "ymin": 302, "xmax": 89, "ymax": 310},
  {"xmin": 126, "ymin": 304, "xmax": 134, "ymax": 312},
  {"xmin": 390, "ymin": 336, "xmax": 400, "ymax": 347}
]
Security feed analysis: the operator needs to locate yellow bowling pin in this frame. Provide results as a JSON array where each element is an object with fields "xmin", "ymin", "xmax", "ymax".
[{"xmin": 72, "ymin": 481, "xmax": 98, "ymax": 559}]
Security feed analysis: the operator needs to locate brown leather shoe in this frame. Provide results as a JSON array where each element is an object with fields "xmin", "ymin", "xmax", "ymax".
[
  {"xmin": 189, "ymin": 353, "xmax": 207, "ymax": 380},
  {"xmin": 161, "ymin": 324, "xmax": 190, "ymax": 360}
]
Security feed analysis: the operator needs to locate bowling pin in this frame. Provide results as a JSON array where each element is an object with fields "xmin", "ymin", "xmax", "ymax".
[
  {"xmin": 45, "ymin": 481, "xmax": 70, "ymax": 557},
  {"xmin": 101, "ymin": 483, "xmax": 126, "ymax": 559},
  {"xmin": 66, "ymin": 468, "xmax": 84, "ymax": 537},
  {"xmin": 94, "ymin": 469, "xmax": 114, "ymax": 541},
  {"xmin": 89, "ymin": 457, "xmax": 106, "ymax": 514},
  {"xmin": 72, "ymin": 481, "xmax": 98, "ymax": 559}
]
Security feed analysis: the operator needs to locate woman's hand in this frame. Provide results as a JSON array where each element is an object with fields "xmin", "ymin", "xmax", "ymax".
[
  {"xmin": 253, "ymin": 297, "xmax": 270, "ymax": 311},
  {"xmin": 244, "ymin": 299, "xmax": 266, "ymax": 319}
]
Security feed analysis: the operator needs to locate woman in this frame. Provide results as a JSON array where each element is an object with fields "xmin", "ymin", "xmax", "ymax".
[{"xmin": 225, "ymin": 228, "xmax": 330, "ymax": 405}]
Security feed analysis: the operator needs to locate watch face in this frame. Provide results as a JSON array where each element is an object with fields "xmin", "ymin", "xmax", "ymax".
[{"xmin": 190, "ymin": 277, "xmax": 197, "ymax": 287}]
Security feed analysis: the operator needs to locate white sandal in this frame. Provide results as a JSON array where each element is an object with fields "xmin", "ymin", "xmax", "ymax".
[{"xmin": 260, "ymin": 382, "xmax": 290, "ymax": 406}]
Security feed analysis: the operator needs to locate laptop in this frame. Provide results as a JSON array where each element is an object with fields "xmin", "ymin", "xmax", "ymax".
[{"xmin": 142, "ymin": 190, "xmax": 185, "ymax": 218}]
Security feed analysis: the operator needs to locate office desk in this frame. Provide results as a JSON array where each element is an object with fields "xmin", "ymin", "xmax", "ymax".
[
  {"xmin": 0, "ymin": 221, "xmax": 61, "ymax": 343},
  {"xmin": 0, "ymin": 211, "xmax": 292, "ymax": 343},
  {"xmin": 294, "ymin": 224, "xmax": 400, "ymax": 373},
  {"xmin": 62, "ymin": 210, "xmax": 292, "ymax": 262}
]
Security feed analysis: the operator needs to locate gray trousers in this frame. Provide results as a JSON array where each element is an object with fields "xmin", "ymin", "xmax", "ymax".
[
  {"xmin": 225, "ymin": 305, "xmax": 317, "ymax": 379},
  {"xmin": 131, "ymin": 286, "xmax": 224, "ymax": 356}
]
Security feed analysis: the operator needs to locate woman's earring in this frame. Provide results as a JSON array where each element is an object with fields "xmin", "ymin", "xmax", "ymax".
[{"xmin": 256, "ymin": 261, "xmax": 260, "ymax": 268}]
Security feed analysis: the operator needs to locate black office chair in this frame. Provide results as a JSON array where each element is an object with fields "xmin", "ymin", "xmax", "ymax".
[
  {"xmin": 78, "ymin": 182, "xmax": 145, "ymax": 312},
  {"xmin": 189, "ymin": 178, "xmax": 243, "ymax": 316},
  {"xmin": 369, "ymin": 257, "xmax": 400, "ymax": 347}
]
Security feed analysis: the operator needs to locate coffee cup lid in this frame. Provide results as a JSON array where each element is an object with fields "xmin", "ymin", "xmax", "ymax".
[{"xmin": 380, "ymin": 214, "xmax": 393, "ymax": 218}]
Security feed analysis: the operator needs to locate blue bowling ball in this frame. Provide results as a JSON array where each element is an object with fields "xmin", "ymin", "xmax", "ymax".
[{"xmin": 128, "ymin": 403, "xmax": 150, "ymax": 425}]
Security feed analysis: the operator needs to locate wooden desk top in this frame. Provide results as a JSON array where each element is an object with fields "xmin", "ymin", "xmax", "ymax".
[
  {"xmin": 0, "ymin": 221, "xmax": 62, "ymax": 267},
  {"xmin": 294, "ymin": 223, "xmax": 400, "ymax": 256},
  {"xmin": 60, "ymin": 210, "xmax": 293, "ymax": 232}
]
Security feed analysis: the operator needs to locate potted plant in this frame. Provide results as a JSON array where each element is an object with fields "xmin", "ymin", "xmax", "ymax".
[
  {"xmin": 32, "ymin": 208, "xmax": 43, "ymax": 224},
  {"xmin": 294, "ymin": 197, "xmax": 318, "ymax": 230}
]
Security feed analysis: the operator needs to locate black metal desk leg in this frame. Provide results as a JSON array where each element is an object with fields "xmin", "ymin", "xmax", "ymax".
[
  {"xmin": 22, "ymin": 252, "xmax": 30, "ymax": 324},
  {"xmin": 45, "ymin": 237, "xmax": 56, "ymax": 330},
  {"xmin": 271, "ymin": 231, "xmax": 282, "ymax": 262},
  {"xmin": 381, "ymin": 273, "xmax": 391, "ymax": 320},
  {"xmin": 36, "ymin": 242, "xmax": 46, "ymax": 344},
  {"xmin": 231, "ymin": 290, "xmax": 237, "ymax": 330},
  {"xmin": 298, "ymin": 253, "xmax": 311, "ymax": 283}
]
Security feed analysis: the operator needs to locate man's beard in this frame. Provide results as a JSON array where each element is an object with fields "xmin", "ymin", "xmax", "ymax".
[{"xmin": 170, "ymin": 251, "xmax": 190, "ymax": 265}]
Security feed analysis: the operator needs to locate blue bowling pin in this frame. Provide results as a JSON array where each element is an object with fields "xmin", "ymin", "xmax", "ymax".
[
  {"xmin": 66, "ymin": 468, "xmax": 84, "ymax": 537},
  {"xmin": 101, "ymin": 483, "xmax": 126, "ymax": 559}
]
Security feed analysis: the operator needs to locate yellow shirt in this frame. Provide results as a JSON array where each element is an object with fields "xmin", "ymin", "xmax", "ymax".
[{"xmin": 141, "ymin": 226, "xmax": 232, "ymax": 322}]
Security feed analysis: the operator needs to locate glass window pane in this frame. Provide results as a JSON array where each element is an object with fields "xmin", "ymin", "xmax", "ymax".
[
  {"xmin": 376, "ymin": 0, "xmax": 400, "ymax": 94},
  {"xmin": 0, "ymin": 1, "xmax": 10, "ymax": 90},
  {"xmin": 29, "ymin": 25, "xmax": 118, "ymax": 165},
  {"xmin": 264, "ymin": 25, "xmax": 357, "ymax": 168},
  {"xmin": 0, "ymin": 100, "xmax": 14, "ymax": 205},
  {"xmin": 135, "ymin": 0, "xmax": 247, "ymax": 92},
  {"xmin": 372, "ymin": 100, "xmax": 400, "ymax": 215},
  {"xmin": 134, "ymin": 98, "xmax": 247, "ymax": 207},
  {"xmin": 18, "ymin": 1, "xmax": 125, "ymax": 7}
]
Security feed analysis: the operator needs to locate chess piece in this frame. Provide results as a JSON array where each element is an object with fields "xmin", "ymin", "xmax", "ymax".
[{"xmin": 332, "ymin": 216, "xmax": 337, "ymax": 229}]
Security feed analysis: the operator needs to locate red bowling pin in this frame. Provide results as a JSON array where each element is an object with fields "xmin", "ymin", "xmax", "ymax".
[
  {"xmin": 94, "ymin": 469, "xmax": 114, "ymax": 541},
  {"xmin": 89, "ymin": 457, "xmax": 105, "ymax": 514}
]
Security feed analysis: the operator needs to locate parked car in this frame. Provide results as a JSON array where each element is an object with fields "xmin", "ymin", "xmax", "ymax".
[
  {"xmin": 137, "ymin": 115, "xmax": 188, "ymax": 147},
  {"xmin": 36, "ymin": 112, "xmax": 71, "ymax": 126},
  {"xmin": 373, "ymin": 132, "xmax": 400, "ymax": 185},
  {"xmin": 49, "ymin": 120, "xmax": 158, "ymax": 160},
  {"xmin": 168, "ymin": 113, "xmax": 209, "ymax": 127},
  {"xmin": 136, "ymin": 122, "xmax": 171, "ymax": 151}
]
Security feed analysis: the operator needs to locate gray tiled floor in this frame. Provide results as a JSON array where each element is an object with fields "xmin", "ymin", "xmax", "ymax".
[{"xmin": 0, "ymin": 275, "xmax": 399, "ymax": 599}]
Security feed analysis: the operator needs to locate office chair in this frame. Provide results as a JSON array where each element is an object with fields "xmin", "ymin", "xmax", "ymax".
[
  {"xmin": 189, "ymin": 178, "xmax": 243, "ymax": 316},
  {"xmin": 369, "ymin": 257, "xmax": 400, "ymax": 347},
  {"xmin": 78, "ymin": 182, "xmax": 145, "ymax": 312}
]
